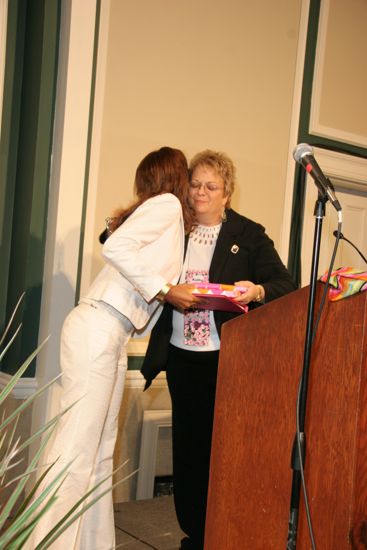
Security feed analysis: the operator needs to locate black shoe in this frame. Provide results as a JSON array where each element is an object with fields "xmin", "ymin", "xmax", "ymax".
[{"xmin": 179, "ymin": 536, "xmax": 203, "ymax": 550}]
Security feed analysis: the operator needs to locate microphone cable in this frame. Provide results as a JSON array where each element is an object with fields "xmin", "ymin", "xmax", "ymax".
[{"xmin": 332, "ymin": 230, "xmax": 367, "ymax": 265}]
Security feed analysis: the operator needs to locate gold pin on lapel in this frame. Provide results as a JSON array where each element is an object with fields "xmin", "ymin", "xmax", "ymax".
[{"xmin": 231, "ymin": 244, "xmax": 239, "ymax": 254}]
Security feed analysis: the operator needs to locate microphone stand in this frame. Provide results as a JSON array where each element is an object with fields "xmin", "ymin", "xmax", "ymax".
[{"xmin": 286, "ymin": 192, "xmax": 328, "ymax": 549}]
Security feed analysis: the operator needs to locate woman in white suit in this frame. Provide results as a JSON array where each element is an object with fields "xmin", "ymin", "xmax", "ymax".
[{"xmin": 27, "ymin": 147, "xmax": 194, "ymax": 550}]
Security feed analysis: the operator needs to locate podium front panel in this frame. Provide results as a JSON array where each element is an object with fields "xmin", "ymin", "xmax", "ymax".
[{"xmin": 205, "ymin": 285, "xmax": 367, "ymax": 549}]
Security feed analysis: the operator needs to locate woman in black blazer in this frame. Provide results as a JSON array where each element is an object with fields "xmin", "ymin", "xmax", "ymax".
[{"xmin": 141, "ymin": 150, "xmax": 297, "ymax": 550}]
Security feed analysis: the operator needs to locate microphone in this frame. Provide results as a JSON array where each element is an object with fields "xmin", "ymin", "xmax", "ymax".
[
  {"xmin": 333, "ymin": 230, "xmax": 367, "ymax": 265},
  {"xmin": 293, "ymin": 143, "xmax": 342, "ymax": 212}
]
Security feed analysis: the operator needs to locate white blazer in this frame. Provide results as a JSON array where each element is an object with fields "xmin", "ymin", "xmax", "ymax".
[{"xmin": 84, "ymin": 193, "xmax": 184, "ymax": 329}]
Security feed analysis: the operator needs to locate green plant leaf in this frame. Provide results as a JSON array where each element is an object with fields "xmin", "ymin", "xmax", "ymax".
[
  {"xmin": 0, "ymin": 436, "xmax": 21, "ymax": 478},
  {"xmin": 0, "ymin": 336, "xmax": 49, "ymax": 406},
  {"xmin": 2, "ymin": 397, "xmax": 78, "ymax": 491},
  {"xmin": 0, "ymin": 464, "xmax": 71, "ymax": 548},
  {"xmin": 9, "ymin": 460, "xmax": 58, "ymax": 522},
  {"xmin": 0, "ymin": 425, "xmax": 56, "ymax": 530},
  {"xmin": 0, "ymin": 292, "xmax": 25, "ymax": 348},
  {"xmin": 0, "ymin": 297, "xmax": 137, "ymax": 549},
  {"xmin": 2, "ymin": 414, "xmax": 20, "ymax": 465},
  {"xmin": 0, "ymin": 324, "xmax": 22, "ymax": 364},
  {"xmin": 6, "ymin": 404, "xmax": 66, "ymax": 460},
  {"xmin": 1, "ymin": 371, "xmax": 62, "ymax": 433},
  {"xmin": 36, "ymin": 462, "xmax": 137, "ymax": 549},
  {"xmin": 1, "ymin": 493, "xmax": 59, "ymax": 549},
  {"xmin": 4, "ymin": 497, "xmax": 56, "ymax": 550}
]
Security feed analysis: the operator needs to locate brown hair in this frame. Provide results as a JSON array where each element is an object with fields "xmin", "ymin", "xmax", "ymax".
[
  {"xmin": 109, "ymin": 147, "xmax": 195, "ymax": 234},
  {"xmin": 189, "ymin": 149, "xmax": 236, "ymax": 208}
]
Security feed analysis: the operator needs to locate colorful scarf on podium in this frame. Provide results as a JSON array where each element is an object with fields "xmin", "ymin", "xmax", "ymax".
[{"xmin": 320, "ymin": 267, "xmax": 367, "ymax": 301}]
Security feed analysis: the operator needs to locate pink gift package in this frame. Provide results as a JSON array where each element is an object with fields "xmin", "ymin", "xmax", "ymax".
[{"xmin": 191, "ymin": 283, "xmax": 249, "ymax": 313}]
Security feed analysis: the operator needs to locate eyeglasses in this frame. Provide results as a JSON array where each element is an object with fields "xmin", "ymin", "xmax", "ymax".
[{"xmin": 189, "ymin": 181, "xmax": 224, "ymax": 192}]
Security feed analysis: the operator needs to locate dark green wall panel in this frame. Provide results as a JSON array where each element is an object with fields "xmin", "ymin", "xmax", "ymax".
[{"xmin": 0, "ymin": 1, "xmax": 60, "ymax": 375}]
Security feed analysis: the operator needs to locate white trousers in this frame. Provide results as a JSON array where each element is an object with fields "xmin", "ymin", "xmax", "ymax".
[{"xmin": 27, "ymin": 302, "xmax": 133, "ymax": 550}]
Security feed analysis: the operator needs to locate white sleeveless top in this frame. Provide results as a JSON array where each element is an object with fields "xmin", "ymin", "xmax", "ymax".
[{"xmin": 170, "ymin": 223, "xmax": 221, "ymax": 351}]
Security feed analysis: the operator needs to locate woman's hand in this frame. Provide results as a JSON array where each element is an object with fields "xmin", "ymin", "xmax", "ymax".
[
  {"xmin": 164, "ymin": 284, "xmax": 201, "ymax": 310},
  {"xmin": 233, "ymin": 281, "xmax": 265, "ymax": 305}
]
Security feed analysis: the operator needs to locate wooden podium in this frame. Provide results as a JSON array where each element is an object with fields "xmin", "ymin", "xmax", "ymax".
[{"xmin": 205, "ymin": 285, "xmax": 367, "ymax": 549}]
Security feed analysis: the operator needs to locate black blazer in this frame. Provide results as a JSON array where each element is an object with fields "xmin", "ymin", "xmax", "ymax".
[{"xmin": 141, "ymin": 208, "xmax": 297, "ymax": 387}]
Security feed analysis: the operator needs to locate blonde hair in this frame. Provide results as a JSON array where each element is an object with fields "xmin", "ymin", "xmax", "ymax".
[{"xmin": 189, "ymin": 149, "xmax": 236, "ymax": 207}]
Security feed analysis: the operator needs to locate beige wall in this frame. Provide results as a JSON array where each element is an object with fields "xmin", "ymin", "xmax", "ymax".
[{"xmin": 87, "ymin": 0, "xmax": 303, "ymax": 281}]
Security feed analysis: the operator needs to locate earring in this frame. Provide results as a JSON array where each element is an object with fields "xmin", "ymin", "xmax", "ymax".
[
  {"xmin": 105, "ymin": 216, "xmax": 117, "ymax": 236},
  {"xmin": 222, "ymin": 209, "xmax": 227, "ymax": 223}
]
